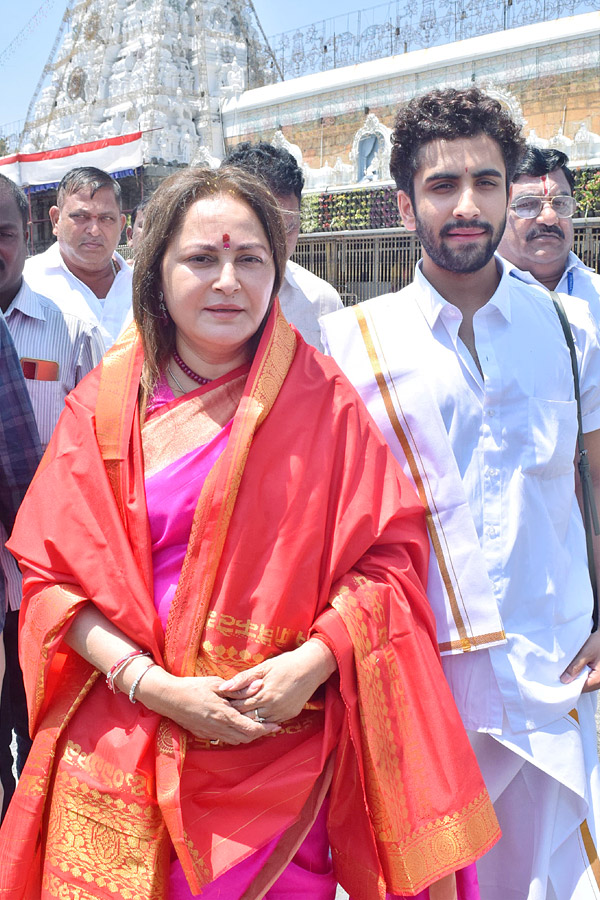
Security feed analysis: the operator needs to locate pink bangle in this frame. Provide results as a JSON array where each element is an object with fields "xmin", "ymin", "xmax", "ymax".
[{"xmin": 106, "ymin": 649, "xmax": 150, "ymax": 694}]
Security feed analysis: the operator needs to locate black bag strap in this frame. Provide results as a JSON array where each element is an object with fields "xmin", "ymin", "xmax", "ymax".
[{"xmin": 550, "ymin": 290, "xmax": 600, "ymax": 631}]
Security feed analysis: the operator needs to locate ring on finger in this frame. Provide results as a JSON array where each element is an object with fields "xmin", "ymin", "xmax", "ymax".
[{"xmin": 255, "ymin": 708, "xmax": 266, "ymax": 723}]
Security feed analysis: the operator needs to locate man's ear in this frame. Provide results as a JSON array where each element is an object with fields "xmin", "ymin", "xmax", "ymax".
[
  {"xmin": 49, "ymin": 206, "xmax": 60, "ymax": 235},
  {"xmin": 126, "ymin": 225, "xmax": 133, "ymax": 243},
  {"xmin": 120, "ymin": 213, "xmax": 126, "ymax": 233},
  {"xmin": 397, "ymin": 191, "xmax": 416, "ymax": 232}
]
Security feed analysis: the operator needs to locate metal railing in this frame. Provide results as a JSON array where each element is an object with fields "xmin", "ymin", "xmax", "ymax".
[{"xmin": 294, "ymin": 220, "xmax": 600, "ymax": 304}]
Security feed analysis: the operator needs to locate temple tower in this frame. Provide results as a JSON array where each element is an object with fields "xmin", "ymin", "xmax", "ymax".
[{"xmin": 19, "ymin": 0, "xmax": 277, "ymax": 162}]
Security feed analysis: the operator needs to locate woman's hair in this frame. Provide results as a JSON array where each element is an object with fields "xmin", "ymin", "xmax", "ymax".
[{"xmin": 133, "ymin": 166, "xmax": 287, "ymax": 402}]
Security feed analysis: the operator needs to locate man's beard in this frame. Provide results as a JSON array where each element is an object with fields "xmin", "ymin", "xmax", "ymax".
[{"xmin": 415, "ymin": 214, "xmax": 506, "ymax": 274}]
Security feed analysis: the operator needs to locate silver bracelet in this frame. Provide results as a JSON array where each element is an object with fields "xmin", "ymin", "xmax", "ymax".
[
  {"xmin": 106, "ymin": 649, "xmax": 150, "ymax": 694},
  {"xmin": 129, "ymin": 662, "xmax": 157, "ymax": 704}
]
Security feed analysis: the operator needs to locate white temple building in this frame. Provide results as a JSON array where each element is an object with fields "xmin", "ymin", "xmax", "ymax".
[{"xmin": 19, "ymin": 0, "xmax": 276, "ymax": 165}]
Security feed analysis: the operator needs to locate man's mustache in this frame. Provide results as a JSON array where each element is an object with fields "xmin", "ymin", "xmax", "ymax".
[
  {"xmin": 526, "ymin": 224, "xmax": 565, "ymax": 241},
  {"xmin": 440, "ymin": 220, "xmax": 494, "ymax": 237}
]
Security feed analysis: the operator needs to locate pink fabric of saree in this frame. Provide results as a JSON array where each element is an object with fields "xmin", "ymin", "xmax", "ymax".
[{"xmin": 144, "ymin": 375, "xmax": 235, "ymax": 628}]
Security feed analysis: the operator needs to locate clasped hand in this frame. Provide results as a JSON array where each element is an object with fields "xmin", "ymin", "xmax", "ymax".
[{"xmin": 157, "ymin": 640, "xmax": 336, "ymax": 746}]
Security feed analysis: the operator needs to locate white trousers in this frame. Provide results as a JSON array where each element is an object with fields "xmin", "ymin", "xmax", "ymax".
[{"xmin": 469, "ymin": 695, "xmax": 600, "ymax": 900}]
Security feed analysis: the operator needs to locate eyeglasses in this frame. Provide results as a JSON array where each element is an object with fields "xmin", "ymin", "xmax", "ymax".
[{"xmin": 510, "ymin": 195, "xmax": 578, "ymax": 219}]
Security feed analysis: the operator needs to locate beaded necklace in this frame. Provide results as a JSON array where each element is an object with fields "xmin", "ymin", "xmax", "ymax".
[{"xmin": 172, "ymin": 350, "xmax": 212, "ymax": 386}]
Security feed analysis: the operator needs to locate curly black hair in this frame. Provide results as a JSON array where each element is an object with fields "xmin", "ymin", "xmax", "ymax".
[
  {"xmin": 222, "ymin": 141, "xmax": 304, "ymax": 203},
  {"xmin": 390, "ymin": 88, "xmax": 526, "ymax": 197},
  {"xmin": 513, "ymin": 146, "xmax": 575, "ymax": 192}
]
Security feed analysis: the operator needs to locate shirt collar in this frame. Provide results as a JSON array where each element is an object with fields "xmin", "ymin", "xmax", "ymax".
[
  {"xmin": 414, "ymin": 257, "xmax": 512, "ymax": 331},
  {"xmin": 6, "ymin": 279, "xmax": 46, "ymax": 321},
  {"xmin": 563, "ymin": 250, "xmax": 594, "ymax": 275},
  {"xmin": 48, "ymin": 241, "xmax": 128, "ymax": 281},
  {"xmin": 502, "ymin": 250, "xmax": 593, "ymax": 285}
]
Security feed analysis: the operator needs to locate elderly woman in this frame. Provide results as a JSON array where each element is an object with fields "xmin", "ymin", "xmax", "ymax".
[{"xmin": 0, "ymin": 169, "xmax": 498, "ymax": 899}]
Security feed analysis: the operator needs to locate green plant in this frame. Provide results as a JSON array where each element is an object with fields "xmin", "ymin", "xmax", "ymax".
[{"xmin": 574, "ymin": 169, "xmax": 600, "ymax": 218}]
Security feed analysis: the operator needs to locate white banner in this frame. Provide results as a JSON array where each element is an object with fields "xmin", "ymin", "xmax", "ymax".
[{"xmin": 0, "ymin": 132, "xmax": 143, "ymax": 187}]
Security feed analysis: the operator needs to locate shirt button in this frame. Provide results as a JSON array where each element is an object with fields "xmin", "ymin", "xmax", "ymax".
[
  {"xmin": 487, "ymin": 409, "xmax": 495, "ymax": 417},
  {"xmin": 487, "ymin": 467, "xmax": 499, "ymax": 477},
  {"xmin": 486, "ymin": 526, "xmax": 497, "ymax": 538}
]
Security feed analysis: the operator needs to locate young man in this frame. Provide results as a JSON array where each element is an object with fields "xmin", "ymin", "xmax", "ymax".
[
  {"xmin": 322, "ymin": 87, "xmax": 600, "ymax": 900},
  {"xmin": 222, "ymin": 142, "xmax": 343, "ymax": 350},
  {"xmin": 498, "ymin": 146, "xmax": 600, "ymax": 317},
  {"xmin": 24, "ymin": 166, "xmax": 132, "ymax": 349}
]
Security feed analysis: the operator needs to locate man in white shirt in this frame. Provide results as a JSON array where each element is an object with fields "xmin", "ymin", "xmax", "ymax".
[
  {"xmin": 24, "ymin": 166, "xmax": 132, "ymax": 349},
  {"xmin": 322, "ymin": 87, "xmax": 600, "ymax": 900},
  {"xmin": 498, "ymin": 147, "xmax": 600, "ymax": 317},
  {"xmin": 222, "ymin": 142, "xmax": 343, "ymax": 350},
  {"xmin": 0, "ymin": 173, "xmax": 103, "ymax": 814}
]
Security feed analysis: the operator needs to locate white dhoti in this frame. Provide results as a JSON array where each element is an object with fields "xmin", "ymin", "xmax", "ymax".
[{"xmin": 470, "ymin": 693, "xmax": 600, "ymax": 900}]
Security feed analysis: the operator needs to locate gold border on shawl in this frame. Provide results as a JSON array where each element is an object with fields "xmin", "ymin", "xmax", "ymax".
[
  {"xmin": 96, "ymin": 323, "xmax": 143, "ymax": 462},
  {"xmin": 332, "ymin": 581, "xmax": 500, "ymax": 893},
  {"xmin": 355, "ymin": 305, "xmax": 497, "ymax": 652},
  {"xmin": 95, "ymin": 323, "xmax": 144, "ymax": 520},
  {"xmin": 380, "ymin": 791, "xmax": 499, "ymax": 894}
]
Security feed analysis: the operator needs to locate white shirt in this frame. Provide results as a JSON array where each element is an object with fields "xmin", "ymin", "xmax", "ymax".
[
  {"xmin": 503, "ymin": 251, "xmax": 600, "ymax": 322},
  {"xmin": 324, "ymin": 260, "xmax": 600, "ymax": 735},
  {"xmin": 0, "ymin": 282, "xmax": 104, "ymax": 613},
  {"xmin": 5, "ymin": 280, "xmax": 105, "ymax": 448},
  {"xmin": 279, "ymin": 260, "xmax": 343, "ymax": 351},
  {"xmin": 24, "ymin": 242, "xmax": 133, "ymax": 350}
]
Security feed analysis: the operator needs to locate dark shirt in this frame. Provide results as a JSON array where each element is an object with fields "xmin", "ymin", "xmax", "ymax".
[{"xmin": 0, "ymin": 315, "xmax": 41, "ymax": 620}]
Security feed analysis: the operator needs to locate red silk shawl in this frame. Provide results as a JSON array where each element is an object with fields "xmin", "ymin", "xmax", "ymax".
[{"xmin": 0, "ymin": 303, "xmax": 499, "ymax": 899}]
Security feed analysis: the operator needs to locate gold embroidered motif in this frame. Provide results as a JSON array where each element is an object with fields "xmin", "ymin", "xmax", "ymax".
[
  {"xmin": 62, "ymin": 740, "xmax": 152, "ymax": 797},
  {"xmin": 205, "ymin": 610, "xmax": 306, "ymax": 649},
  {"xmin": 332, "ymin": 579, "xmax": 499, "ymax": 892},
  {"xmin": 43, "ymin": 769, "xmax": 168, "ymax": 899}
]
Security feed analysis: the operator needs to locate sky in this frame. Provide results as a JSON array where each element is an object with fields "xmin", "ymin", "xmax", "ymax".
[{"xmin": 0, "ymin": 0, "xmax": 371, "ymax": 131}]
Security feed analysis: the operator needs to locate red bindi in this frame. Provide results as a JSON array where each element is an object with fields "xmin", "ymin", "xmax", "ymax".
[
  {"xmin": 540, "ymin": 175, "xmax": 549, "ymax": 196},
  {"xmin": 222, "ymin": 233, "xmax": 230, "ymax": 249}
]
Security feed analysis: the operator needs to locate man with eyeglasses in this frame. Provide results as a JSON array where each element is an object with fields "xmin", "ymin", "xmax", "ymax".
[
  {"xmin": 222, "ymin": 142, "xmax": 343, "ymax": 351},
  {"xmin": 499, "ymin": 147, "xmax": 600, "ymax": 315}
]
